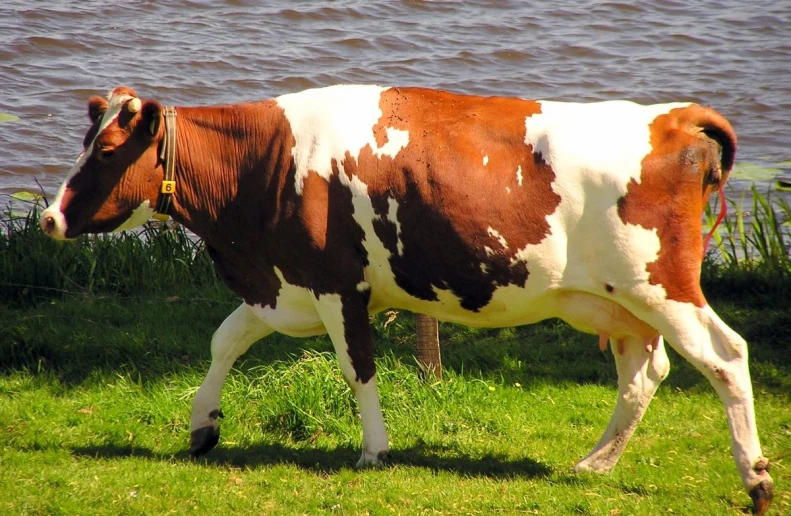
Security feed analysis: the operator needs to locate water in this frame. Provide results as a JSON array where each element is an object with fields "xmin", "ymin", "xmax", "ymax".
[{"xmin": 1, "ymin": 1, "xmax": 789, "ymax": 203}]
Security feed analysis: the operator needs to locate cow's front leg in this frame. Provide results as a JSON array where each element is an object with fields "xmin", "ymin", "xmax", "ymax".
[
  {"xmin": 190, "ymin": 303, "xmax": 273, "ymax": 456},
  {"xmin": 312, "ymin": 286, "xmax": 389, "ymax": 467},
  {"xmin": 575, "ymin": 335, "xmax": 669, "ymax": 472}
]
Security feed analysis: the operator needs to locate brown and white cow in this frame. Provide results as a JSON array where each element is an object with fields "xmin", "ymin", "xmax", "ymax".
[{"xmin": 41, "ymin": 85, "xmax": 773, "ymax": 514}]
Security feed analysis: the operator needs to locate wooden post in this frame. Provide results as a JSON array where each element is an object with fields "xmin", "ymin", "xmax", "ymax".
[{"xmin": 414, "ymin": 313, "xmax": 442, "ymax": 379}]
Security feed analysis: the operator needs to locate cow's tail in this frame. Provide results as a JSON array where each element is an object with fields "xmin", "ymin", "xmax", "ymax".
[
  {"xmin": 688, "ymin": 105, "xmax": 738, "ymax": 181},
  {"xmin": 688, "ymin": 106, "xmax": 737, "ymax": 252}
]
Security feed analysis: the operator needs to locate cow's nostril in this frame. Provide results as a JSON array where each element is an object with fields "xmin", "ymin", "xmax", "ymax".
[{"xmin": 42, "ymin": 215, "xmax": 56, "ymax": 234}]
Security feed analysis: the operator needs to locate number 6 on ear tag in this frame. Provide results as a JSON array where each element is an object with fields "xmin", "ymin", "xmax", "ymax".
[{"xmin": 161, "ymin": 181, "xmax": 176, "ymax": 194}]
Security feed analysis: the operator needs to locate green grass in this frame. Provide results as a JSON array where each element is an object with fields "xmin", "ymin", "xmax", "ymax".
[
  {"xmin": 1, "ymin": 306, "xmax": 789, "ymax": 515},
  {"xmin": 1, "ymin": 195, "xmax": 790, "ymax": 514}
]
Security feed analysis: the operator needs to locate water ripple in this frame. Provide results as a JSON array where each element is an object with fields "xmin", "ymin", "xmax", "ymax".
[{"xmin": 0, "ymin": 0, "xmax": 789, "ymax": 197}]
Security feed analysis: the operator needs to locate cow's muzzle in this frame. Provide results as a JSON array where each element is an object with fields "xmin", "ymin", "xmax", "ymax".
[{"xmin": 40, "ymin": 207, "xmax": 69, "ymax": 240}]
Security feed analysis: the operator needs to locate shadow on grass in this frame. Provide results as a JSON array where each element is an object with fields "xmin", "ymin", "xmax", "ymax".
[
  {"xmin": 70, "ymin": 440, "xmax": 551, "ymax": 479},
  {"xmin": 3, "ymin": 289, "xmax": 789, "ymax": 397}
]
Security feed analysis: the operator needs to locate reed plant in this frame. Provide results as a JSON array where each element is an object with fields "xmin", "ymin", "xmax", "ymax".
[
  {"xmin": 5, "ymin": 187, "xmax": 789, "ymax": 305},
  {"xmin": 4, "ymin": 187, "xmax": 790, "ymax": 306},
  {"xmin": 0, "ymin": 199, "xmax": 228, "ymax": 305},
  {"xmin": 703, "ymin": 186, "xmax": 791, "ymax": 297}
]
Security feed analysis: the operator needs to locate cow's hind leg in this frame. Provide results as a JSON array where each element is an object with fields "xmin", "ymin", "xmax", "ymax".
[
  {"xmin": 575, "ymin": 335, "xmax": 669, "ymax": 472},
  {"xmin": 190, "ymin": 303, "xmax": 273, "ymax": 456},
  {"xmin": 650, "ymin": 304, "xmax": 773, "ymax": 515},
  {"xmin": 312, "ymin": 288, "xmax": 389, "ymax": 468}
]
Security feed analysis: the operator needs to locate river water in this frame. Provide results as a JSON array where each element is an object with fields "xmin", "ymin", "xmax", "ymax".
[{"xmin": 1, "ymin": 1, "xmax": 789, "ymax": 206}]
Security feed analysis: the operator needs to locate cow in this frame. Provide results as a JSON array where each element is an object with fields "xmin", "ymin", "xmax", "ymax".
[{"xmin": 40, "ymin": 85, "xmax": 773, "ymax": 514}]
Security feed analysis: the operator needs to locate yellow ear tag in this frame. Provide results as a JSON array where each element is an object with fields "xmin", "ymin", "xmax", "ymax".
[
  {"xmin": 152, "ymin": 213, "xmax": 169, "ymax": 222},
  {"xmin": 161, "ymin": 180, "xmax": 176, "ymax": 194}
]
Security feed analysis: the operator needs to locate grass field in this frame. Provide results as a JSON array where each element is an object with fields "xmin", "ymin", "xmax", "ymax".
[{"xmin": 1, "ymin": 199, "xmax": 790, "ymax": 514}]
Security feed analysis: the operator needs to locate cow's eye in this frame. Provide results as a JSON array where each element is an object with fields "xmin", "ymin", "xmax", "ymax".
[{"xmin": 97, "ymin": 147, "xmax": 116, "ymax": 161}]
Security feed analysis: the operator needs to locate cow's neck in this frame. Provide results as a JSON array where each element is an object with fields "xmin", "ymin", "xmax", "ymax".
[{"xmin": 165, "ymin": 101, "xmax": 291, "ymax": 248}]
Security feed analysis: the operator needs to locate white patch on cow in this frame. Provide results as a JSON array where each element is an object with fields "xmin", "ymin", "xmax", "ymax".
[
  {"xmin": 524, "ymin": 100, "xmax": 689, "ymax": 188},
  {"xmin": 40, "ymin": 203, "xmax": 69, "ymax": 240},
  {"xmin": 276, "ymin": 85, "xmax": 408, "ymax": 195},
  {"xmin": 357, "ymin": 281, "xmax": 371, "ymax": 292},
  {"xmin": 332, "ymin": 176, "xmax": 397, "ymax": 300},
  {"xmin": 49, "ymin": 151, "xmax": 88, "ymax": 216},
  {"xmin": 480, "ymin": 263, "xmax": 489, "ymax": 274},
  {"xmin": 44, "ymin": 91, "xmax": 138, "ymax": 232},
  {"xmin": 506, "ymin": 187, "xmax": 511, "ymax": 194},
  {"xmin": 484, "ymin": 246, "xmax": 495, "ymax": 257},
  {"xmin": 333, "ymin": 159, "xmax": 407, "ymax": 264},
  {"xmin": 336, "ymin": 160, "xmax": 369, "ymax": 197},
  {"xmin": 112, "ymin": 200, "xmax": 155, "ymax": 232},
  {"xmin": 312, "ymin": 292, "xmax": 389, "ymax": 466},
  {"xmin": 483, "ymin": 155, "xmax": 489, "ymax": 166},
  {"xmin": 190, "ymin": 303, "xmax": 273, "ymax": 439},
  {"xmin": 375, "ymin": 127, "xmax": 409, "ymax": 158},
  {"xmin": 487, "ymin": 227, "xmax": 509, "ymax": 249},
  {"xmin": 250, "ymin": 267, "xmax": 325, "ymax": 337},
  {"xmin": 574, "ymin": 334, "xmax": 668, "ymax": 473},
  {"xmin": 516, "ymin": 165, "xmax": 523, "ymax": 186},
  {"xmin": 386, "ymin": 197, "xmax": 404, "ymax": 256},
  {"xmin": 505, "ymin": 100, "xmax": 691, "ymax": 299}
]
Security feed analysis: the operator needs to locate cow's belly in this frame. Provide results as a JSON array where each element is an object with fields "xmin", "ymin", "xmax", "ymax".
[
  {"xmin": 250, "ymin": 268, "xmax": 326, "ymax": 337},
  {"xmin": 368, "ymin": 272, "xmax": 656, "ymax": 341},
  {"xmin": 247, "ymin": 270, "xmax": 654, "ymax": 342},
  {"xmin": 366, "ymin": 268, "xmax": 550, "ymax": 327}
]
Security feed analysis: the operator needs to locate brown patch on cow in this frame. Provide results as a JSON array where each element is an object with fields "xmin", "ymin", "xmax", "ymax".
[
  {"xmin": 265, "ymin": 156, "xmax": 369, "ymax": 298},
  {"xmin": 340, "ymin": 288, "xmax": 376, "ymax": 383},
  {"xmin": 154, "ymin": 100, "xmax": 304, "ymax": 308},
  {"xmin": 712, "ymin": 365, "xmax": 732, "ymax": 386},
  {"xmin": 167, "ymin": 102, "xmax": 370, "ymax": 310},
  {"xmin": 617, "ymin": 105, "xmax": 737, "ymax": 307},
  {"xmin": 349, "ymin": 88, "xmax": 561, "ymax": 311},
  {"xmin": 300, "ymin": 170, "xmax": 330, "ymax": 250}
]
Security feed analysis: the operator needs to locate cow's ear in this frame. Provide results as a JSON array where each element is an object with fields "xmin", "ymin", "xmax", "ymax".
[
  {"xmin": 88, "ymin": 96, "xmax": 108, "ymax": 124},
  {"xmin": 140, "ymin": 100, "xmax": 164, "ymax": 139}
]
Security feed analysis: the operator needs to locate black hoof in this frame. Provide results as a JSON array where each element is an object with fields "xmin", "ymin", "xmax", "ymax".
[
  {"xmin": 749, "ymin": 479, "xmax": 774, "ymax": 516},
  {"xmin": 190, "ymin": 426, "xmax": 220, "ymax": 457}
]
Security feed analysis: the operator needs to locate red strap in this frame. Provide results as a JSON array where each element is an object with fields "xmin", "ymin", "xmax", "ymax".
[{"xmin": 702, "ymin": 184, "xmax": 726, "ymax": 258}]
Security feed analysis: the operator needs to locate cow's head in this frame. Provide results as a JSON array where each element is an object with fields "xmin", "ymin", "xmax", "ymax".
[{"xmin": 41, "ymin": 87, "xmax": 167, "ymax": 240}]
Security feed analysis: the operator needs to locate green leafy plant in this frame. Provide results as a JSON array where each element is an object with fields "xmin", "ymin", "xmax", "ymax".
[{"xmin": 705, "ymin": 185, "xmax": 791, "ymax": 276}]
